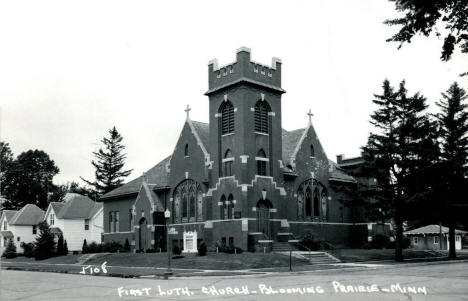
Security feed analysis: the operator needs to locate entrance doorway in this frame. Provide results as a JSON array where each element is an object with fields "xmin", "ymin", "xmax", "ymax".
[
  {"xmin": 139, "ymin": 217, "xmax": 147, "ymax": 251},
  {"xmin": 256, "ymin": 199, "xmax": 273, "ymax": 239}
]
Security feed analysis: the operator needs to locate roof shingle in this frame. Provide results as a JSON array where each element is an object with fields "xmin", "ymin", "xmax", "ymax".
[{"xmin": 10, "ymin": 204, "xmax": 44, "ymax": 225}]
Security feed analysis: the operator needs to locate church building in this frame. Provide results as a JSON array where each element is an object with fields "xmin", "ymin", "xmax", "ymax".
[{"xmin": 101, "ymin": 47, "xmax": 368, "ymax": 252}]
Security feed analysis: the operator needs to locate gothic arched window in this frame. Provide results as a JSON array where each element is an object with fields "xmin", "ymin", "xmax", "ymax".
[
  {"xmin": 296, "ymin": 179, "xmax": 327, "ymax": 221},
  {"xmin": 220, "ymin": 101, "xmax": 234, "ymax": 135},
  {"xmin": 223, "ymin": 149, "xmax": 233, "ymax": 177},
  {"xmin": 313, "ymin": 187, "xmax": 320, "ymax": 217},
  {"xmin": 173, "ymin": 179, "xmax": 203, "ymax": 223},
  {"xmin": 310, "ymin": 144, "xmax": 315, "ymax": 157},
  {"xmin": 256, "ymin": 149, "xmax": 267, "ymax": 176},
  {"xmin": 220, "ymin": 195, "xmax": 226, "ymax": 220},
  {"xmin": 184, "ymin": 144, "xmax": 189, "ymax": 156},
  {"xmin": 305, "ymin": 187, "xmax": 312, "ymax": 217},
  {"xmin": 254, "ymin": 100, "xmax": 270, "ymax": 133}
]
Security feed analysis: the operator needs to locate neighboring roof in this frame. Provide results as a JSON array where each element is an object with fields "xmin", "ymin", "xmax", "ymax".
[
  {"xmin": 190, "ymin": 120, "xmax": 210, "ymax": 153},
  {"xmin": 49, "ymin": 227, "xmax": 63, "ymax": 235},
  {"xmin": 0, "ymin": 230, "xmax": 13, "ymax": 238},
  {"xmin": 50, "ymin": 202, "xmax": 64, "ymax": 215},
  {"xmin": 9, "ymin": 204, "xmax": 44, "ymax": 225},
  {"xmin": 88, "ymin": 202, "xmax": 103, "ymax": 219},
  {"xmin": 101, "ymin": 155, "xmax": 172, "ymax": 200},
  {"xmin": 56, "ymin": 195, "xmax": 98, "ymax": 219},
  {"xmin": 282, "ymin": 128, "xmax": 305, "ymax": 167},
  {"xmin": 1, "ymin": 210, "xmax": 18, "ymax": 223},
  {"xmin": 328, "ymin": 160, "xmax": 357, "ymax": 183},
  {"xmin": 405, "ymin": 225, "xmax": 467, "ymax": 235}
]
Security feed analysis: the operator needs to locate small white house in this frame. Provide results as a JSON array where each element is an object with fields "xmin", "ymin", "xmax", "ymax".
[
  {"xmin": 0, "ymin": 204, "xmax": 45, "ymax": 250},
  {"xmin": 44, "ymin": 194, "xmax": 103, "ymax": 251},
  {"xmin": 405, "ymin": 224, "xmax": 466, "ymax": 251}
]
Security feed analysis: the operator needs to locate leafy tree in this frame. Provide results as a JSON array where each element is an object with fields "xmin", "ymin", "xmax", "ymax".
[
  {"xmin": 434, "ymin": 82, "xmax": 468, "ymax": 258},
  {"xmin": 81, "ymin": 127, "xmax": 133, "ymax": 196},
  {"xmin": 363, "ymin": 79, "xmax": 439, "ymax": 261},
  {"xmin": 2, "ymin": 150, "xmax": 60, "ymax": 210},
  {"xmin": 385, "ymin": 0, "xmax": 468, "ymax": 65},
  {"xmin": 33, "ymin": 221, "xmax": 56, "ymax": 260},
  {"xmin": 2, "ymin": 238, "xmax": 17, "ymax": 258}
]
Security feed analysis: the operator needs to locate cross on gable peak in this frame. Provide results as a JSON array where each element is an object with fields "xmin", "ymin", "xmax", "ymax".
[
  {"xmin": 307, "ymin": 109, "xmax": 314, "ymax": 124},
  {"xmin": 185, "ymin": 104, "xmax": 192, "ymax": 119}
]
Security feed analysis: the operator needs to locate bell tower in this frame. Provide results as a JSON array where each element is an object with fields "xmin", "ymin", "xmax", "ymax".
[{"xmin": 205, "ymin": 47, "xmax": 285, "ymax": 186}]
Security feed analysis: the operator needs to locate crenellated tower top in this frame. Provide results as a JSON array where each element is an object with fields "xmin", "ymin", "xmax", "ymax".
[{"xmin": 205, "ymin": 47, "xmax": 284, "ymax": 95}]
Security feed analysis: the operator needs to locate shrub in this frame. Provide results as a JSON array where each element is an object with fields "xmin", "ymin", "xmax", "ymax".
[
  {"xmin": 82, "ymin": 239, "xmax": 88, "ymax": 254},
  {"xmin": 198, "ymin": 242, "xmax": 207, "ymax": 256},
  {"xmin": 102, "ymin": 241, "xmax": 123, "ymax": 253},
  {"xmin": 371, "ymin": 234, "xmax": 390, "ymax": 249},
  {"xmin": 57, "ymin": 235, "xmax": 64, "ymax": 256},
  {"xmin": 2, "ymin": 238, "xmax": 17, "ymax": 258},
  {"xmin": 63, "ymin": 240, "xmax": 68, "ymax": 255},
  {"xmin": 172, "ymin": 245, "xmax": 181, "ymax": 255},
  {"xmin": 21, "ymin": 242, "xmax": 34, "ymax": 257},
  {"xmin": 124, "ymin": 239, "xmax": 131, "ymax": 252},
  {"xmin": 362, "ymin": 242, "xmax": 372, "ymax": 249},
  {"xmin": 299, "ymin": 237, "xmax": 321, "ymax": 251},
  {"xmin": 217, "ymin": 245, "xmax": 243, "ymax": 254},
  {"xmin": 146, "ymin": 248, "xmax": 157, "ymax": 253},
  {"xmin": 87, "ymin": 242, "xmax": 102, "ymax": 253},
  {"xmin": 34, "ymin": 221, "xmax": 56, "ymax": 260}
]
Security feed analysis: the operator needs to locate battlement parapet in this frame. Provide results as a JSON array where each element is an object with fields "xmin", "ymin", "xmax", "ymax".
[{"xmin": 206, "ymin": 47, "xmax": 282, "ymax": 94}]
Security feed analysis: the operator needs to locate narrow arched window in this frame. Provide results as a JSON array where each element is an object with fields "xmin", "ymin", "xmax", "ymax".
[
  {"xmin": 220, "ymin": 195, "xmax": 226, "ymax": 220},
  {"xmin": 220, "ymin": 101, "xmax": 234, "ymax": 135},
  {"xmin": 223, "ymin": 149, "xmax": 233, "ymax": 177},
  {"xmin": 313, "ymin": 187, "xmax": 320, "ymax": 217},
  {"xmin": 227, "ymin": 194, "xmax": 234, "ymax": 219},
  {"xmin": 305, "ymin": 187, "xmax": 312, "ymax": 217},
  {"xmin": 184, "ymin": 144, "xmax": 189, "ymax": 156},
  {"xmin": 256, "ymin": 149, "xmax": 267, "ymax": 176},
  {"xmin": 254, "ymin": 100, "xmax": 270, "ymax": 133},
  {"xmin": 189, "ymin": 187, "xmax": 196, "ymax": 219},
  {"xmin": 310, "ymin": 144, "xmax": 315, "ymax": 157}
]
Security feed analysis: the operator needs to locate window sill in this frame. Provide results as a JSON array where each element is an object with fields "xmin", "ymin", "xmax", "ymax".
[
  {"xmin": 254, "ymin": 131, "xmax": 269, "ymax": 136},
  {"xmin": 184, "ymin": 156, "xmax": 190, "ymax": 158},
  {"xmin": 222, "ymin": 132, "xmax": 235, "ymax": 137}
]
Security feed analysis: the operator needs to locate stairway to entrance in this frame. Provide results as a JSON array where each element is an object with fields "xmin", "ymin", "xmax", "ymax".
[{"xmin": 271, "ymin": 241, "xmax": 341, "ymax": 264}]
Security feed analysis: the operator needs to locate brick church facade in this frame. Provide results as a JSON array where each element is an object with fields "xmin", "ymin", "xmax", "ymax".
[{"xmin": 101, "ymin": 47, "xmax": 368, "ymax": 252}]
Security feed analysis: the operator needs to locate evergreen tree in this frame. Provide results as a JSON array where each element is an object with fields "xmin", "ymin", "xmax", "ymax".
[
  {"xmin": 81, "ymin": 127, "xmax": 133, "ymax": 196},
  {"xmin": 82, "ymin": 239, "xmax": 88, "ymax": 254},
  {"xmin": 33, "ymin": 221, "xmax": 56, "ymax": 260},
  {"xmin": 435, "ymin": 82, "xmax": 468, "ymax": 258},
  {"xmin": 363, "ymin": 79, "xmax": 439, "ymax": 261},
  {"xmin": 124, "ymin": 238, "xmax": 131, "ymax": 252},
  {"xmin": 63, "ymin": 240, "xmax": 68, "ymax": 255},
  {"xmin": 2, "ymin": 238, "xmax": 17, "ymax": 258},
  {"xmin": 57, "ymin": 235, "xmax": 64, "ymax": 256}
]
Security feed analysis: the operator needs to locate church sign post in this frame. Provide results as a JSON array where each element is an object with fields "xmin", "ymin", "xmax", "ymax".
[{"xmin": 164, "ymin": 209, "xmax": 172, "ymax": 277}]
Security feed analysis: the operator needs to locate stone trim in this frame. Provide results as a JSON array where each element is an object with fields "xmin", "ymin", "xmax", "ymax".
[
  {"xmin": 222, "ymin": 157, "xmax": 235, "ymax": 163},
  {"xmin": 255, "ymin": 157, "xmax": 269, "ymax": 161},
  {"xmin": 206, "ymin": 175, "xmax": 287, "ymax": 197}
]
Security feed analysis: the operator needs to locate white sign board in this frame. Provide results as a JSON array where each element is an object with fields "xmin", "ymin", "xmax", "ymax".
[{"xmin": 183, "ymin": 231, "xmax": 198, "ymax": 253}]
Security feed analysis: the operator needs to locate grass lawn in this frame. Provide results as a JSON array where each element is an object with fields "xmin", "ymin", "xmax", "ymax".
[
  {"xmin": 1, "ymin": 254, "xmax": 83, "ymax": 264},
  {"xmin": 86, "ymin": 252, "xmax": 309, "ymax": 270},
  {"xmin": 337, "ymin": 249, "xmax": 446, "ymax": 262}
]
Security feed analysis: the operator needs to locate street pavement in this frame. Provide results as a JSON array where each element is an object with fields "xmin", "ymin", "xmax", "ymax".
[{"xmin": 1, "ymin": 261, "xmax": 467, "ymax": 301}]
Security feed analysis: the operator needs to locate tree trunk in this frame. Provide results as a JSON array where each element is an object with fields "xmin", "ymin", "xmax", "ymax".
[
  {"xmin": 448, "ymin": 224, "xmax": 456, "ymax": 259},
  {"xmin": 394, "ymin": 217, "xmax": 404, "ymax": 262}
]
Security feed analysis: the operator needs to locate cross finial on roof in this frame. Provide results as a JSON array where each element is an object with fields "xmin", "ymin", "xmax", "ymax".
[
  {"xmin": 307, "ymin": 109, "xmax": 313, "ymax": 125},
  {"xmin": 185, "ymin": 104, "xmax": 191, "ymax": 120}
]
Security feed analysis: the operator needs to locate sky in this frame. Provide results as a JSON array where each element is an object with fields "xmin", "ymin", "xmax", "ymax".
[{"xmin": 0, "ymin": 0, "xmax": 467, "ymax": 186}]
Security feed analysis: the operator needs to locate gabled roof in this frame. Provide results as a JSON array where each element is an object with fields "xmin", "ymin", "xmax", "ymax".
[
  {"xmin": 282, "ymin": 128, "xmax": 305, "ymax": 167},
  {"xmin": 328, "ymin": 160, "xmax": 357, "ymax": 183},
  {"xmin": 190, "ymin": 120, "xmax": 210, "ymax": 153},
  {"xmin": 101, "ymin": 155, "xmax": 172, "ymax": 200},
  {"xmin": 1, "ymin": 210, "xmax": 18, "ymax": 223},
  {"xmin": 405, "ymin": 225, "xmax": 467, "ymax": 235},
  {"xmin": 9, "ymin": 204, "xmax": 44, "ymax": 225},
  {"xmin": 56, "ymin": 195, "xmax": 99, "ymax": 219},
  {"xmin": 87, "ymin": 202, "xmax": 103, "ymax": 219},
  {"xmin": 50, "ymin": 202, "xmax": 64, "ymax": 215},
  {"xmin": 136, "ymin": 181, "xmax": 165, "ymax": 212}
]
